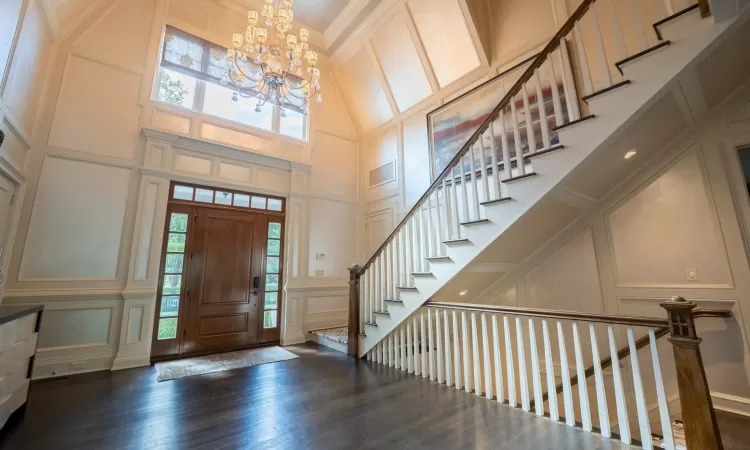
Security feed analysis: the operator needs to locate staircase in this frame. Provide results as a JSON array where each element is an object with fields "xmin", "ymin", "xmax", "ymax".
[{"xmin": 348, "ymin": 0, "xmax": 749, "ymax": 360}]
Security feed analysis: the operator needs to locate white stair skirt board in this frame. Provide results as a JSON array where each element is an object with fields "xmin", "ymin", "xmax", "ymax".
[
  {"xmin": 309, "ymin": 327, "xmax": 349, "ymax": 353},
  {"xmin": 155, "ymin": 347, "xmax": 299, "ymax": 381},
  {"xmin": 358, "ymin": 5, "xmax": 740, "ymax": 358}
]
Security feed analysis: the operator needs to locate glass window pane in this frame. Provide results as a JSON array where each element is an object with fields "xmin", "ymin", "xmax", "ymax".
[
  {"xmin": 165, "ymin": 254, "xmax": 184, "ymax": 274},
  {"xmin": 267, "ymin": 198, "xmax": 283, "ymax": 211},
  {"xmin": 251, "ymin": 196, "xmax": 267, "ymax": 209},
  {"xmin": 195, "ymin": 188, "xmax": 214, "ymax": 203},
  {"xmin": 269, "ymin": 222, "xmax": 281, "ymax": 239},
  {"xmin": 160, "ymin": 296, "xmax": 180, "ymax": 317},
  {"xmin": 173, "ymin": 185, "xmax": 194, "ymax": 201},
  {"xmin": 167, "ymin": 233, "xmax": 186, "ymax": 252},
  {"xmin": 264, "ymin": 292, "xmax": 278, "ymax": 309},
  {"xmin": 233, "ymin": 194, "xmax": 250, "ymax": 207},
  {"xmin": 157, "ymin": 67, "xmax": 197, "ymax": 109},
  {"xmin": 280, "ymin": 108, "xmax": 306, "ymax": 140},
  {"xmin": 267, "ymin": 239, "xmax": 280, "ymax": 256},
  {"xmin": 162, "ymin": 275, "xmax": 182, "ymax": 295},
  {"xmin": 157, "ymin": 318, "xmax": 178, "ymax": 340},
  {"xmin": 266, "ymin": 274, "xmax": 279, "ymax": 291},
  {"xmin": 263, "ymin": 310, "xmax": 277, "ymax": 329},
  {"xmin": 203, "ymin": 82, "xmax": 274, "ymax": 131},
  {"xmin": 215, "ymin": 191, "xmax": 232, "ymax": 205},
  {"xmin": 169, "ymin": 213, "xmax": 188, "ymax": 232},
  {"xmin": 266, "ymin": 256, "xmax": 280, "ymax": 274}
]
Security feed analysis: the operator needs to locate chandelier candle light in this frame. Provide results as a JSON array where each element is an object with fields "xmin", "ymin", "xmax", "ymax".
[{"xmin": 222, "ymin": 0, "xmax": 322, "ymax": 116}]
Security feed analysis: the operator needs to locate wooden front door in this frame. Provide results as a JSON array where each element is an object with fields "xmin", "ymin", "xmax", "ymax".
[{"xmin": 181, "ymin": 207, "xmax": 265, "ymax": 354}]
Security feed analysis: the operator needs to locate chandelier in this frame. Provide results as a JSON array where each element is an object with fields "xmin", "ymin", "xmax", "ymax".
[{"xmin": 221, "ymin": 0, "xmax": 322, "ymax": 116}]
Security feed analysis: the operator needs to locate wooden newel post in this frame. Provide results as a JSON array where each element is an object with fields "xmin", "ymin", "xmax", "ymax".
[
  {"xmin": 661, "ymin": 296, "xmax": 723, "ymax": 450},
  {"xmin": 347, "ymin": 265, "xmax": 361, "ymax": 358}
]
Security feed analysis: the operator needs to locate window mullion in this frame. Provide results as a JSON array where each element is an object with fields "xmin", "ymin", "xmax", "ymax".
[{"xmin": 194, "ymin": 79, "xmax": 207, "ymax": 113}]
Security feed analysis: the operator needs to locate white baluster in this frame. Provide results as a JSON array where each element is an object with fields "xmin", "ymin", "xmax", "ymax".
[
  {"xmin": 421, "ymin": 310, "xmax": 427, "ymax": 379},
  {"xmin": 462, "ymin": 310, "xmax": 471, "ymax": 393},
  {"xmin": 381, "ymin": 340, "xmax": 386, "ymax": 365},
  {"xmin": 590, "ymin": 3, "xmax": 612, "ymax": 88},
  {"xmin": 608, "ymin": 324, "xmax": 630, "ymax": 444},
  {"xmin": 406, "ymin": 320, "xmax": 413, "ymax": 374},
  {"xmin": 492, "ymin": 314, "xmax": 505, "ymax": 403},
  {"xmin": 374, "ymin": 342, "xmax": 379, "ymax": 364},
  {"xmin": 382, "ymin": 250, "xmax": 387, "ymax": 311},
  {"xmin": 573, "ymin": 22, "xmax": 594, "ymax": 95},
  {"xmin": 589, "ymin": 324, "xmax": 610, "ymax": 437},
  {"xmin": 504, "ymin": 315, "xmax": 517, "ymax": 406},
  {"xmin": 400, "ymin": 324, "xmax": 407, "ymax": 371},
  {"xmin": 413, "ymin": 317, "xmax": 420, "ymax": 376},
  {"xmin": 572, "ymin": 322, "xmax": 592, "ymax": 431},
  {"xmin": 444, "ymin": 310, "xmax": 453, "ymax": 387},
  {"xmin": 481, "ymin": 313, "xmax": 493, "ymax": 399},
  {"xmin": 452, "ymin": 166, "xmax": 462, "ymax": 238},
  {"xmin": 360, "ymin": 271, "xmax": 367, "ymax": 328},
  {"xmin": 650, "ymin": 328, "xmax": 675, "ymax": 450},
  {"xmin": 533, "ymin": 69, "xmax": 551, "ymax": 151},
  {"xmin": 389, "ymin": 332, "xmax": 394, "ymax": 367},
  {"xmin": 498, "ymin": 110, "xmax": 512, "ymax": 180},
  {"xmin": 453, "ymin": 310, "xmax": 462, "ymax": 389},
  {"xmin": 546, "ymin": 58, "xmax": 564, "ymax": 128},
  {"xmin": 510, "ymin": 94, "xmax": 525, "ymax": 177},
  {"xmin": 628, "ymin": 0, "xmax": 648, "ymax": 52},
  {"xmin": 557, "ymin": 41, "xmax": 581, "ymax": 120},
  {"xmin": 439, "ymin": 179, "xmax": 448, "ymax": 254},
  {"xmin": 460, "ymin": 161, "xmax": 470, "ymax": 225},
  {"xmin": 469, "ymin": 147, "xmax": 480, "ymax": 220},
  {"xmin": 557, "ymin": 321, "xmax": 575, "ymax": 426},
  {"xmin": 529, "ymin": 319, "xmax": 544, "ymax": 416},
  {"xmin": 420, "ymin": 204, "xmax": 429, "ymax": 271},
  {"xmin": 522, "ymin": 83, "xmax": 537, "ymax": 155},
  {"xmin": 428, "ymin": 307, "xmax": 435, "ymax": 381},
  {"xmin": 664, "ymin": 0, "xmax": 674, "ymax": 16},
  {"xmin": 627, "ymin": 327, "xmax": 652, "ymax": 449},
  {"xmin": 471, "ymin": 312, "xmax": 482, "ymax": 395},
  {"xmin": 427, "ymin": 192, "xmax": 437, "ymax": 258},
  {"xmin": 606, "ymin": 0, "xmax": 627, "ymax": 64},
  {"xmin": 436, "ymin": 309, "xmax": 444, "ymax": 384},
  {"xmin": 489, "ymin": 121, "xmax": 502, "ymax": 199},
  {"xmin": 542, "ymin": 320, "xmax": 558, "ymax": 420},
  {"xmin": 516, "ymin": 317, "xmax": 530, "ymax": 411},
  {"xmin": 479, "ymin": 133, "xmax": 490, "ymax": 203},
  {"xmin": 411, "ymin": 215, "xmax": 420, "ymax": 277},
  {"xmin": 367, "ymin": 350, "xmax": 372, "ymax": 361}
]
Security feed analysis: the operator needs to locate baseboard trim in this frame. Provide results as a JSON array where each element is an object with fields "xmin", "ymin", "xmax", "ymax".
[
  {"xmin": 308, "ymin": 332, "xmax": 347, "ymax": 354},
  {"xmin": 32, "ymin": 354, "xmax": 116, "ymax": 380},
  {"xmin": 111, "ymin": 354, "xmax": 151, "ymax": 371},
  {"xmin": 712, "ymin": 392, "xmax": 750, "ymax": 417}
]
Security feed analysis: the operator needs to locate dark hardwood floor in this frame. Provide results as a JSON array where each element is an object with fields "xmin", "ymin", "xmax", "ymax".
[{"xmin": 0, "ymin": 343, "xmax": 634, "ymax": 450}]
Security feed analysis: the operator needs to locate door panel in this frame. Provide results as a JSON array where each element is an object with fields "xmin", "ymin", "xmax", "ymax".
[
  {"xmin": 0, "ymin": 172, "xmax": 15, "ymax": 253},
  {"xmin": 183, "ymin": 207, "xmax": 265, "ymax": 354}
]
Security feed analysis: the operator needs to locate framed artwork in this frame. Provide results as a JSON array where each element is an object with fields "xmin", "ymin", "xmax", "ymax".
[{"xmin": 427, "ymin": 48, "xmax": 578, "ymax": 181}]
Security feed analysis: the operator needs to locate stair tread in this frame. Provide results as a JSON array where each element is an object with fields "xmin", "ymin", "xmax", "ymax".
[
  {"xmin": 480, "ymin": 197, "xmax": 512, "ymax": 206},
  {"xmin": 582, "ymin": 81, "xmax": 631, "ymax": 103},
  {"xmin": 411, "ymin": 272, "xmax": 433, "ymax": 276},
  {"xmin": 426, "ymin": 256, "xmax": 451, "ymax": 261},
  {"xmin": 397, "ymin": 286, "xmax": 418, "ymax": 290},
  {"xmin": 443, "ymin": 238, "xmax": 471, "ymax": 245},
  {"xmin": 373, "ymin": 311, "xmax": 390, "ymax": 316},
  {"xmin": 384, "ymin": 299, "xmax": 404, "ymax": 303},
  {"xmin": 460, "ymin": 218, "xmax": 491, "ymax": 226},
  {"xmin": 525, "ymin": 144, "xmax": 565, "ymax": 159},
  {"xmin": 552, "ymin": 115, "xmax": 596, "ymax": 132},
  {"xmin": 615, "ymin": 41, "xmax": 671, "ymax": 74},
  {"xmin": 364, "ymin": 321, "xmax": 378, "ymax": 326},
  {"xmin": 654, "ymin": 3, "xmax": 701, "ymax": 40},
  {"xmin": 503, "ymin": 172, "xmax": 537, "ymax": 183}
]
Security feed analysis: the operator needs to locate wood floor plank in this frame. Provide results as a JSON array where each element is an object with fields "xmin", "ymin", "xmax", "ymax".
[{"xmin": 0, "ymin": 344, "xmax": 635, "ymax": 450}]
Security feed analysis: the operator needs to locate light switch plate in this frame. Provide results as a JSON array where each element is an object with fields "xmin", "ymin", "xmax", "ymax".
[
  {"xmin": 687, "ymin": 268, "xmax": 698, "ymax": 282},
  {"xmin": 315, "ymin": 269, "xmax": 325, "ymax": 276}
]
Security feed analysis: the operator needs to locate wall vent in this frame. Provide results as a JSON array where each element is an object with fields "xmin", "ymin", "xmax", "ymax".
[{"xmin": 369, "ymin": 161, "xmax": 396, "ymax": 188}]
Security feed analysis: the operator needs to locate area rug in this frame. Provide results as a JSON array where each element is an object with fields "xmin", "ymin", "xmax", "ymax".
[
  {"xmin": 155, "ymin": 346, "xmax": 299, "ymax": 382},
  {"xmin": 311, "ymin": 327, "xmax": 348, "ymax": 345}
]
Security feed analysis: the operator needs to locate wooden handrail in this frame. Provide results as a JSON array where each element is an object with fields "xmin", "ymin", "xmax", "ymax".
[
  {"xmin": 357, "ymin": 0, "xmax": 598, "ymax": 275},
  {"xmin": 426, "ymin": 301, "xmax": 669, "ymax": 328}
]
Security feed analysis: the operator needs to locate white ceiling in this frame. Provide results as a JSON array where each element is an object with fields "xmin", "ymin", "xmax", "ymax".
[{"xmin": 222, "ymin": 0, "xmax": 352, "ymax": 32}]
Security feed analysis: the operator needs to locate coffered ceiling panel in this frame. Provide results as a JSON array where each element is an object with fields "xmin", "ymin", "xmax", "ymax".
[
  {"xmin": 219, "ymin": 0, "xmax": 350, "ymax": 31},
  {"xmin": 336, "ymin": 46, "xmax": 394, "ymax": 132},
  {"xmin": 407, "ymin": 0, "xmax": 481, "ymax": 88},
  {"xmin": 371, "ymin": 13, "xmax": 432, "ymax": 113}
]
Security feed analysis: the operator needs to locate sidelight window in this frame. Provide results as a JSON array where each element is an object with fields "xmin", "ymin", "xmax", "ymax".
[
  {"xmin": 264, "ymin": 222, "xmax": 282, "ymax": 328},
  {"xmin": 157, "ymin": 212, "xmax": 189, "ymax": 339}
]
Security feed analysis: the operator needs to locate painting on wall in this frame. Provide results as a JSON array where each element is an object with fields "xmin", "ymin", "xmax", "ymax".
[{"xmin": 427, "ymin": 49, "xmax": 578, "ymax": 180}]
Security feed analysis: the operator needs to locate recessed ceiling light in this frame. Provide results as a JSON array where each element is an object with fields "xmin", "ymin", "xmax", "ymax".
[
  {"xmin": 624, "ymin": 150, "xmax": 637, "ymax": 160},
  {"xmin": 459, "ymin": 290, "xmax": 469, "ymax": 296}
]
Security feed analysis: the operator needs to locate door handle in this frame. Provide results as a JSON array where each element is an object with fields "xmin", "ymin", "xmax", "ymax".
[{"xmin": 252, "ymin": 276, "xmax": 260, "ymax": 296}]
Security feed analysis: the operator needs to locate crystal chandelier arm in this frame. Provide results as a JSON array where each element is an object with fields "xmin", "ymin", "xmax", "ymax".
[{"xmin": 230, "ymin": 57, "xmax": 263, "ymax": 83}]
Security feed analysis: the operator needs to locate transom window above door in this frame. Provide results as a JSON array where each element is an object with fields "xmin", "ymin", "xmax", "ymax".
[{"xmin": 171, "ymin": 183, "xmax": 284, "ymax": 213}]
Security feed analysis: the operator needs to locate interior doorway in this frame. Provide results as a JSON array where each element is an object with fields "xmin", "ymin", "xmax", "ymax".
[{"xmin": 151, "ymin": 182, "xmax": 285, "ymax": 361}]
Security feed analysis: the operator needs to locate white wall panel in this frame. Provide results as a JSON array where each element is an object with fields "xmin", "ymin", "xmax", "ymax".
[
  {"xmin": 308, "ymin": 199, "xmax": 357, "ymax": 278},
  {"xmin": 48, "ymin": 55, "xmax": 143, "ymax": 160},
  {"xmin": 312, "ymin": 58, "xmax": 358, "ymax": 141},
  {"xmin": 134, "ymin": 182, "xmax": 158, "ymax": 280},
  {"xmin": 0, "ymin": 0, "xmax": 23, "ymax": 75},
  {"xmin": 173, "ymin": 152, "xmax": 212, "ymax": 175},
  {"xmin": 371, "ymin": 14, "xmax": 432, "ymax": 113},
  {"xmin": 37, "ymin": 308, "xmax": 113, "ymax": 349},
  {"xmin": 407, "ymin": 0, "xmax": 481, "ymax": 88},
  {"xmin": 218, "ymin": 162, "xmax": 253, "ymax": 183},
  {"xmin": 608, "ymin": 147, "xmax": 733, "ymax": 288},
  {"xmin": 366, "ymin": 127, "xmax": 399, "ymax": 200},
  {"xmin": 20, "ymin": 157, "xmax": 132, "ymax": 280},
  {"xmin": 402, "ymin": 111, "xmax": 431, "ymax": 206},
  {"xmin": 74, "ymin": 0, "xmax": 156, "ymax": 69},
  {"xmin": 200, "ymin": 123, "xmax": 271, "ymax": 154},
  {"xmin": 336, "ymin": 47, "xmax": 394, "ymax": 133},
  {"xmin": 311, "ymin": 132, "xmax": 357, "ymax": 200},
  {"xmin": 151, "ymin": 109, "xmax": 191, "ymax": 135},
  {"xmin": 491, "ymin": 0, "xmax": 557, "ymax": 65},
  {"xmin": 2, "ymin": 0, "xmax": 54, "ymax": 136}
]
